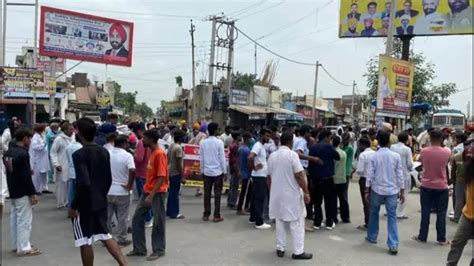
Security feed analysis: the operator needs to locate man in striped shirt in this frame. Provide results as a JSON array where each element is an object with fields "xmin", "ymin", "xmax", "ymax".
[{"xmin": 365, "ymin": 131, "xmax": 405, "ymax": 255}]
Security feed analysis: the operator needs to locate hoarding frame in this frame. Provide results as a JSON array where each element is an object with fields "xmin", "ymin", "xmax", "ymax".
[{"xmin": 39, "ymin": 6, "xmax": 134, "ymax": 67}]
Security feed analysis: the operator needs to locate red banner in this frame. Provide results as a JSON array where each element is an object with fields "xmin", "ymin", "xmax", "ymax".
[{"xmin": 39, "ymin": 6, "xmax": 134, "ymax": 67}]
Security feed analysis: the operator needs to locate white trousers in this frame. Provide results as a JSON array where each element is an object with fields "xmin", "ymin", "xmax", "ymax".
[
  {"xmin": 276, "ymin": 216, "xmax": 305, "ymax": 255},
  {"xmin": 397, "ymin": 178, "xmax": 411, "ymax": 217},
  {"xmin": 55, "ymin": 178, "xmax": 68, "ymax": 208},
  {"xmin": 33, "ymin": 172, "xmax": 48, "ymax": 193},
  {"xmin": 10, "ymin": 196, "xmax": 33, "ymax": 253}
]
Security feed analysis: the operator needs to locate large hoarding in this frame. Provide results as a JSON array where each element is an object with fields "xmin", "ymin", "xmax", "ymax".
[
  {"xmin": 339, "ymin": 0, "xmax": 473, "ymax": 38},
  {"xmin": 39, "ymin": 6, "xmax": 134, "ymax": 67},
  {"xmin": 376, "ymin": 55, "xmax": 414, "ymax": 118},
  {"xmin": 0, "ymin": 68, "xmax": 44, "ymax": 93}
]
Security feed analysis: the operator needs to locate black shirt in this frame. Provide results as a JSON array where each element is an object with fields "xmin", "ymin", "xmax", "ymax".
[
  {"xmin": 3, "ymin": 143, "xmax": 37, "ymax": 199},
  {"xmin": 308, "ymin": 142, "xmax": 340, "ymax": 180},
  {"xmin": 71, "ymin": 143, "xmax": 112, "ymax": 211}
]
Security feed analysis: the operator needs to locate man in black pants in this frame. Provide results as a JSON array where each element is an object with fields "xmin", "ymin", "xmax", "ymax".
[
  {"xmin": 248, "ymin": 128, "xmax": 272, "ymax": 230},
  {"xmin": 68, "ymin": 117, "xmax": 127, "ymax": 266},
  {"xmin": 308, "ymin": 129, "xmax": 340, "ymax": 230},
  {"xmin": 355, "ymin": 137, "xmax": 375, "ymax": 231}
]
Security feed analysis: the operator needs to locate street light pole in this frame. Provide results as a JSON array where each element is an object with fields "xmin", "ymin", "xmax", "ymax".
[{"xmin": 385, "ymin": 0, "xmax": 397, "ymax": 56}]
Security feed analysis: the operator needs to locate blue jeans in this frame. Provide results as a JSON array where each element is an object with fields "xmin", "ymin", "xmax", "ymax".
[
  {"xmin": 135, "ymin": 177, "xmax": 153, "ymax": 222},
  {"xmin": 166, "ymin": 175, "xmax": 181, "ymax": 218},
  {"xmin": 67, "ymin": 179, "xmax": 76, "ymax": 209},
  {"xmin": 418, "ymin": 187, "xmax": 448, "ymax": 242},
  {"xmin": 367, "ymin": 191, "xmax": 399, "ymax": 248}
]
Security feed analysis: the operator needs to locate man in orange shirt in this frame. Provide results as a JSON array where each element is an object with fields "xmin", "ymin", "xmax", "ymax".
[{"xmin": 127, "ymin": 129, "xmax": 169, "ymax": 261}]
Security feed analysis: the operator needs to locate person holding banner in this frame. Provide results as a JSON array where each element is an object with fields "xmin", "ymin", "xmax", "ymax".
[{"xmin": 199, "ymin": 122, "xmax": 227, "ymax": 223}]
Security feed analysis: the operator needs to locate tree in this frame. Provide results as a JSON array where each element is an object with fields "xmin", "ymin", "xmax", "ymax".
[
  {"xmin": 112, "ymin": 81, "xmax": 154, "ymax": 119},
  {"xmin": 218, "ymin": 72, "xmax": 257, "ymax": 90},
  {"xmin": 175, "ymin": 76, "xmax": 183, "ymax": 87},
  {"xmin": 134, "ymin": 102, "xmax": 154, "ymax": 120},
  {"xmin": 364, "ymin": 39, "xmax": 457, "ymax": 126}
]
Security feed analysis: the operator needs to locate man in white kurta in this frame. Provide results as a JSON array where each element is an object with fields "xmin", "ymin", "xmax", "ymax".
[
  {"xmin": 50, "ymin": 122, "xmax": 74, "ymax": 209},
  {"xmin": 268, "ymin": 132, "xmax": 312, "ymax": 260},
  {"xmin": 29, "ymin": 129, "xmax": 50, "ymax": 194}
]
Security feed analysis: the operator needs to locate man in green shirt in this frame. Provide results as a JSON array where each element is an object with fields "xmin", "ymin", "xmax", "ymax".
[
  {"xmin": 342, "ymin": 133, "xmax": 354, "ymax": 183},
  {"xmin": 333, "ymin": 136, "xmax": 350, "ymax": 223}
]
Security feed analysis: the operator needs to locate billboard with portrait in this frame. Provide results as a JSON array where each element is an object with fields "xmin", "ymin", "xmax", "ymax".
[
  {"xmin": 376, "ymin": 55, "xmax": 414, "ymax": 118},
  {"xmin": 39, "ymin": 6, "xmax": 134, "ymax": 67},
  {"xmin": 339, "ymin": 0, "xmax": 473, "ymax": 38}
]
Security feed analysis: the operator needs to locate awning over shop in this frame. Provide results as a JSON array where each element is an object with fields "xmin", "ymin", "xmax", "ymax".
[
  {"xmin": 4, "ymin": 92, "xmax": 66, "ymax": 99},
  {"xmin": 229, "ymin": 105, "xmax": 270, "ymax": 120}
]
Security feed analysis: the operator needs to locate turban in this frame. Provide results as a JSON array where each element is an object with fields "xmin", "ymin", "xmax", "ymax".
[
  {"xmin": 98, "ymin": 123, "xmax": 117, "ymax": 134},
  {"xmin": 193, "ymin": 123, "xmax": 200, "ymax": 130},
  {"xmin": 382, "ymin": 122, "xmax": 393, "ymax": 132},
  {"xmin": 109, "ymin": 23, "xmax": 127, "ymax": 42}
]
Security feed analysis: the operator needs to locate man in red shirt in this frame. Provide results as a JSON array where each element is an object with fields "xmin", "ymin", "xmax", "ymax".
[
  {"xmin": 133, "ymin": 123, "xmax": 153, "ymax": 226},
  {"xmin": 128, "ymin": 129, "xmax": 169, "ymax": 261}
]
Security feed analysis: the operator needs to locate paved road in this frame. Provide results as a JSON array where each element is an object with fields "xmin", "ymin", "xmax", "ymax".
[{"xmin": 1, "ymin": 180, "xmax": 472, "ymax": 265}]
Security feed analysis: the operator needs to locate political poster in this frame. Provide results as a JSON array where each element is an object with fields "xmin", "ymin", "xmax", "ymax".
[
  {"xmin": 0, "ymin": 67, "xmax": 44, "ymax": 93},
  {"xmin": 339, "ymin": 0, "xmax": 474, "ymax": 38},
  {"xmin": 376, "ymin": 55, "xmax": 414, "ymax": 118},
  {"xmin": 39, "ymin": 6, "xmax": 134, "ymax": 67},
  {"xmin": 182, "ymin": 144, "xmax": 229, "ymax": 188},
  {"xmin": 96, "ymin": 94, "xmax": 111, "ymax": 107},
  {"xmin": 30, "ymin": 76, "xmax": 56, "ymax": 94}
]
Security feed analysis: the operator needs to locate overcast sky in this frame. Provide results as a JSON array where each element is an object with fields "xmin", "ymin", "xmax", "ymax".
[{"xmin": 5, "ymin": 0, "xmax": 473, "ymax": 114}]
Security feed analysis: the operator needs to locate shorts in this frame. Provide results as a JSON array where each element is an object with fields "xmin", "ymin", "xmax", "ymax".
[{"xmin": 71, "ymin": 208, "xmax": 112, "ymax": 247}]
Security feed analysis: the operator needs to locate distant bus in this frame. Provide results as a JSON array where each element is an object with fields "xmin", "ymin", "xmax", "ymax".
[{"xmin": 432, "ymin": 109, "xmax": 466, "ymax": 131}]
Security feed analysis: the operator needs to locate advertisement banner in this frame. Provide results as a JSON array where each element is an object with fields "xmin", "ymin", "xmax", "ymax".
[
  {"xmin": 0, "ymin": 67, "xmax": 44, "ymax": 93},
  {"xmin": 339, "ymin": 0, "xmax": 473, "ymax": 38},
  {"xmin": 37, "ymin": 56, "xmax": 67, "ymax": 82},
  {"xmin": 31, "ymin": 76, "xmax": 57, "ymax": 94},
  {"xmin": 96, "ymin": 94, "xmax": 111, "ymax": 107},
  {"xmin": 40, "ymin": 6, "xmax": 134, "ymax": 67},
  {"xmin": 376, "ymin": 55, "xmax": 414, "ymax": 118},
  {"xmin": 182, "ymin": 144, "xmax": 229, "ymax": 187},
  {"xmin": 231, "ymin": 89, "xmax": 248, "ymax": 105},
  {"xmin": 253, "ymin": 85, "xmax": 270, "ymax": 106}
]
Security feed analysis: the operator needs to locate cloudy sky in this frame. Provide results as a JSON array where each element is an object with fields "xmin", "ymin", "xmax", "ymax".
[{"xmin": 5, "ymin": 0, "xmax": 473, "ymax": 114}]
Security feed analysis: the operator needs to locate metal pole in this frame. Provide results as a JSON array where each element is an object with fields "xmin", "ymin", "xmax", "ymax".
[
  {"xmin": 49, "ymin": 57, "xmax": 56, "ymax": 120},
  {"xmin": 226, "ymin": 21, "xmax": 234, "ymax": 93},
  {"xmin": 0, "ymin": 0, "xmax": 6, "ymax": 100},
  {"xmin": 190, "ymin": 20, "xmax": 196, "ymax": 122},
  {"xmin": 385, "ymin": 0, "xmax": 397, "ymax": 56},
  {"xmin": 312, "ymin": 61, "xmax": 320, "ymax": 125},
  {"xmin": 32, "ymin": 0, "xmax": 38, "ymax": 122},
  {"xmin": 208, "ymin": 17, "xmax": 217, "ymax": 85},
  {"xmin": 254, "ymin": 42, "xmax": 257, "ymax": 77},
  {"xmin": 351, "ymin": 80, "xmax": 356, "ymax": 124}
]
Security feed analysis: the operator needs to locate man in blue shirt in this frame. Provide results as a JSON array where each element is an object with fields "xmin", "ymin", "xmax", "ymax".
[
  {"xmin": 365, "ymin": 130, "xmax": 405, "ymax": 255},
  {"xmin": 308, "ymin": 129, "xmax": 340, "ymax": 230},
  {"xmin": 237, "ymin": 132, "xmax": 252, "ymax": 215}
]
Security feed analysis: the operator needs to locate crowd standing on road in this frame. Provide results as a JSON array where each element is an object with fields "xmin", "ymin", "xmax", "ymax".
[{"xmin": 1, "ymin": 114, "xmax": 473, "ymax": 264}]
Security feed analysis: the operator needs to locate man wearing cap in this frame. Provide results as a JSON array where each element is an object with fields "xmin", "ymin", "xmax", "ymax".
[
  {"xmin": 397, "ymin": 15, "xmax": 414, "ymax": 35},
  {"xmin": 105, "ymin": 23, "xmax": 129, "ymax": 58}
]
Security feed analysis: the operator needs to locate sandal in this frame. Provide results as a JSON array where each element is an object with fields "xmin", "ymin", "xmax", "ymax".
[
  {"xmin": 412, "ymin": 235, "xmax": 426, "ymax": 243},
  {"xmin": 17, "ymin": 248, "xmax": 41, "ymax": 257},
  {"xmin": 437, "ymin": 240, "xmax": 451, "ymax": 246}
]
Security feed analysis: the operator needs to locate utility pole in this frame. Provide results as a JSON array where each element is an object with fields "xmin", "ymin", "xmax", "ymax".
[
  {"xmin": 208, "ymin": 17, "xmax": 217, "ymax": 86},
  {"xmin": 351, "ymin": 80, "xmax": 356, "ymax": 125},
  {"xmin": 226, "ymin": 21, "xmax": 234, "ymax": 93},
  {"xmin": 49, "ymin": 57, "xmax": 56, "ymax": 120},
  {"xmin": 190, "ymin": 19, "xmax": 196, "ymax": 123},
  {"xmin": 311, "ymin": 61, "xmax": 320, "ymax": 125},
  {"xmin": 254, "ymin": 43, "xmax": 257, "ymax": 77},
  {"xmin": 0, "ymin": 0, "xmax": 6, "ymax": 100}
]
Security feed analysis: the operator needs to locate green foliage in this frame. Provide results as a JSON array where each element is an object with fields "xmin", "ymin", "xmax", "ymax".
[
  {"xmin": 364, "ymin": 39, "xmax": 457, "ymax": 126},
  {"xmin": 112, "ymin": 82, "xmax": 154, "ymax": 119},
  {"xmin": 175, "ymin": 76, "xmax": 183, "ymax": 87},
  {"xmin": 218, "ymin": 72, "xmax": 257, "ymax": 90}
]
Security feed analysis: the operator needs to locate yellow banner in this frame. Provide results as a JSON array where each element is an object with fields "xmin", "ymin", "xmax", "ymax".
[
  {"xmin": 376, "ymin": 55, "xmax": 414, "ymax": 118},
  {"xmin": 97, "ymin": 94, "xmax": 111, "ymax": 107},
  {"xmin": 339, "ymin": 0, "xmax": 474, "ymax": 38}
]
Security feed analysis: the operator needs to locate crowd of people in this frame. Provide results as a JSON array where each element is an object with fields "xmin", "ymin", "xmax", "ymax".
[{"xmin": 1, "ymin": 114, "xmax": 473, "ymax": 265}]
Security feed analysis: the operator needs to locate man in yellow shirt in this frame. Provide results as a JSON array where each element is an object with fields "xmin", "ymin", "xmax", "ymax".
[{"xmin": 447, "ymin": 140, "xmax": 474, "ymax": 265}]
